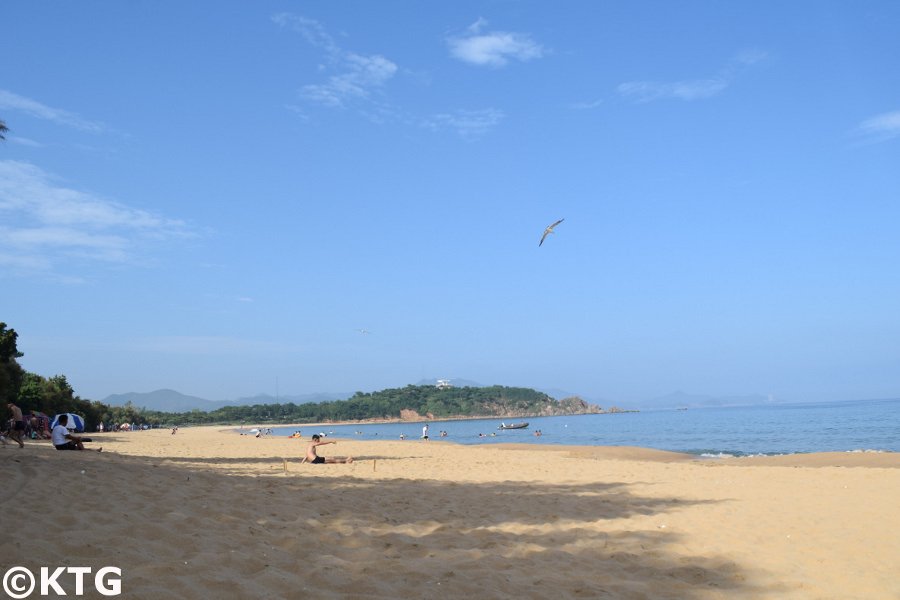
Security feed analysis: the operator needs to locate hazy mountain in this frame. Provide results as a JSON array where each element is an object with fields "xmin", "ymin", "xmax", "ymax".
[
  {"xmin": 534, "ymin": 387, "xmax": 580, "ymax": 400},
  {"xmin": 632, "ymin": 391, "xmax": 773, "ymax": 410},
  {"xmin": 103, "ymin": 389, "xmax": 351, "ymax": 413},
  {"xmin": 232, "ymin": 392, "xmax": 351, "ymax": 405},
  {"xmin": 103, "ymin": 389, "xmax": 229, "ymax": 412}
]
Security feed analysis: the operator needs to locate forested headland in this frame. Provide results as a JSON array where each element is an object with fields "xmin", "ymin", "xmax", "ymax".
[
  {"xmin": 1, "ymin": 322, "xmax": 601, "ymax": 430},
  {"xmin": 161, "ymin": 384, "xmax": 601, "ymax": 426}
]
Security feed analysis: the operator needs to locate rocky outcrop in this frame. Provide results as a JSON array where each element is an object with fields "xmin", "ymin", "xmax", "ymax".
[
  {"xmin": 399, "ymin": 409, "xmax": 434, "ymax": 421},
  {"xmin": 397, "ymin": 395, "xmax": 601, "ymax": 421}
]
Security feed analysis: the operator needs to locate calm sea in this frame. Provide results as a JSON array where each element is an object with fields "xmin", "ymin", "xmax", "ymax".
[{"xmin": 269, "ymin": 398, "xmax": 899, "ymax": 457}]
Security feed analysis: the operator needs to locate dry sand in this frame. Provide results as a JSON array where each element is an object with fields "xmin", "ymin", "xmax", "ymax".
[{"xmin": 2, "ymin": 427, "xmax": 898, "ymax": 599}]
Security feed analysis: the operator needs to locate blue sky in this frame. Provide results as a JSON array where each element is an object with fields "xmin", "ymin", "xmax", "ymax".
[{"xmin": 2, "ymin": 1, "xmax": 898, "ymax": 404}]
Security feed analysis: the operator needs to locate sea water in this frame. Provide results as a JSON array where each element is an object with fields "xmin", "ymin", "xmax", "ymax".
[{"xmin": 269, "ymin": 397, "xmax": 899, "ymax": 456}]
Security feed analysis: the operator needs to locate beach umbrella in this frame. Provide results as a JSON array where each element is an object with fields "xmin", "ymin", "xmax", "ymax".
[{"xmin": 50, "ymin": 413, "xmax": 85, "ymax": 433}]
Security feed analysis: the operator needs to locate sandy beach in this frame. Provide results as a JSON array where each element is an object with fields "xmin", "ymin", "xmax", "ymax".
[{"xmin": 2, "ymin": 427, "xmax": 898, "ymax": 599}]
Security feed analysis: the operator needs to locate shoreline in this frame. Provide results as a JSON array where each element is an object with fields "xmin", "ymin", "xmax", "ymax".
[
  {"xmin": 224, "ymin": 421, "xmax": 899, "ymax": 462},
  {"xmin": 90, "ymin": 425, "xmax": 900, "ymax": 468}
]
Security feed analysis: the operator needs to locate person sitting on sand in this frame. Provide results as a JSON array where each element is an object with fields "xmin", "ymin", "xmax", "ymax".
[
  {"xmin": 303, "ymin": 434, "xmax": 352, "ymax": 464},
  {"xmin": 52, "ymin": 414, "xmax": 101, "ymax": 452}
]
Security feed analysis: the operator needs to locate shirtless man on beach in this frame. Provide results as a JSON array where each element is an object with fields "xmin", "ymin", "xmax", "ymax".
[
  {"xmin": 303, "ymin": 434, "xmax": 352, "ymax": 464},
  {"xmin": 6, "ymin": 402, "xmax": 25, "ymax": 448}
]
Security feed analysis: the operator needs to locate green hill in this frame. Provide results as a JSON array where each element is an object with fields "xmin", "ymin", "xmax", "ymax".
[{"xmin": 151, "ymin": 384, "xmax": 602, "ymax": 426}]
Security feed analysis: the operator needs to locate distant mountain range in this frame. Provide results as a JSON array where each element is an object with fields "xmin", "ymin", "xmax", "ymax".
[
  {"xmin": 630, "ymin": 391, "xmax": 774, "ymax": 410},
  {"xmin": 102, "ymin": 389, "xmax": 350, "ymax": 413}
]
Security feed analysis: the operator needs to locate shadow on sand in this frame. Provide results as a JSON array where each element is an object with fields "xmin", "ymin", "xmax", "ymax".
[{"xmin": 1, "ymin": 450, "xmax": 777, "ymax": 599}]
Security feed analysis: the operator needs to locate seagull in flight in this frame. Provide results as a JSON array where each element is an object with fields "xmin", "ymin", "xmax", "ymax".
[
  {"xmin": 356, "ymin": 328, "xmax": 370, "ymax": 335},
  {"xmin": 539, "ymin": 218, "xmax": 564, "ymax": 246}
]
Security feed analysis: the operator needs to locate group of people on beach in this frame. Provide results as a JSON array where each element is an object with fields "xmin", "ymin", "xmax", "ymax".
[
  {"xmin": 2, "ymin": 402, "xmax": 55, "ymax": 446},
  {"xmin": 3, "ymin": 402, "xmax": 100, "ymax": 452}
]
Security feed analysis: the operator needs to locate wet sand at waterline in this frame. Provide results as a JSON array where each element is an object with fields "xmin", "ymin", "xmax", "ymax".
[{"xmin": 2, "ymin": 426, "xmax": 898, "ymax": 599}]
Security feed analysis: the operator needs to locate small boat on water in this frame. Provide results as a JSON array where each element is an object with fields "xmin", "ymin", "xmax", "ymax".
[{"xmin": 498, "ymin": 422, "xmax": 529, "ymax": 430}]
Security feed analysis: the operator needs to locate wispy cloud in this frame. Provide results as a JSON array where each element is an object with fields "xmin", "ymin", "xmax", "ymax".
[
  {"xmin": 734, "ymin": 49, "xmax": 768, "ymax": 67},
  {"xmin": 8, "ymin": 136, "xmax": 43, "ymax": 148},
  {"xmin": 0, "ymin": 89, "xmax": 106, "ymax": 132},
  {"xmin": 271, "ymin": 13, "xmax": 340, "ymax": 54},
  {"xmin": 273, "ymin": 13, "xmax": 398, "ymax": 109},
  {"xmin": 0, "ymin": 160, "xmax": 193, "ymax": 278},
  {"xmin": 617, "ymin": 79, "xmax": 728, "ymax": 102},
  {"xmin": 617, "ymin": 49, "xmax": 767, "ymax": 103},
  {"xmin": 447, "ymin": 18, "xmax": 544, "ymax": 68},
  {"xmin": 858, "ymin": 110, "xmax": 900, "ymax": 142},
  {"xmin": 568, "ymin": 99, "xmax": 604, "ymax": 110},
  {"xmin": 424, "ymin": 108, "xmax": 505, "ymax": 140},
  {"xmin": 301, "ymin": 54, "xmax": 398, "ymax": 108},
  {"xmin": 273, "ymin": 13, "xmax": 503, "ymax": 140}
]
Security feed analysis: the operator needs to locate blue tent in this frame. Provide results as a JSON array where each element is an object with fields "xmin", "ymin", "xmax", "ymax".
[{"xmin": 51, "ymin": 413, "xmax": 85, "ymax": 433}]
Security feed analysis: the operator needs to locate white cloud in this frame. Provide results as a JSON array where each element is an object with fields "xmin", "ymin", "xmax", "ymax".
[
  {"xmin": 274, "ymin": 13, "xmax": 398, "ymax": 109},
  {"xmin": 448, "ymin": 19, "xmax": 544, "ymax": 67},
  {"xmin": 858, "ymin": 110, "xmax": 900, "ymax": 141},
  {"xmin": 617, "ymin": 79, "xmax": 728, "ymax": 102},
  {"xmin": 0, "ymin": 160, "xmax": 192, "ymax": 276},
  {"xmin": 0, "ymin": 89, "xmax": 105, "ymax": 132},
  {"xmin": 425, "ymin": 108, "xmax": 505, "ymax": 140}
]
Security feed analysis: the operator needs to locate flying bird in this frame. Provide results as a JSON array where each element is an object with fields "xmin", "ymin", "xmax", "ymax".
[{"xmin": 539, "ymin": 218, "xmax": 564, "ymax": 246}]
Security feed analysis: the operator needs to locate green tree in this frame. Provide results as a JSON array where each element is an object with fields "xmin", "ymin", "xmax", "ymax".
[
  {"xmin": 0, "ymin": 322, "xmax": 25, "ymax": 406},
  {"xmin": 40, "ymin": 375, "xmax": 78, "ymax": 416},
  {"xmin": 0, "ymin": 119, "xmax": 8, "ymax": 140},
  {"xmin": 16, "ymin": 372, "xmax": 45, "ymax": 412}
]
